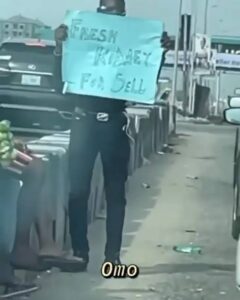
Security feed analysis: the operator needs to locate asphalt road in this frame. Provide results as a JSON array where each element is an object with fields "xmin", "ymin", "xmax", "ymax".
[{"xmin": 30, "ymin": 122, "xmax": 240, "ymax": 300}]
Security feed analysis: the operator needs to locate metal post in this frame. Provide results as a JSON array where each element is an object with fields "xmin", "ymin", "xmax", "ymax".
[
  {"xmin": 188, "ymin": 13, "xmax": 196, "ymax": 115},
  {"xmin": 203, "ymin": 0, "xmax": 209, "ymax": 34},
  {"xmin": 215, "ymin": 71, "xmax": 221, "ymax": 116},
  {"xmin": 182, "ymin": 14, "xmax": 189, "ymax": 115},
  {"xmin": 191, "ymin": 79, "xmax": 196, "ymax": 114},
  {"xmin": 171, "ymin": 0, "xmax": 183, "ymax": 132}
]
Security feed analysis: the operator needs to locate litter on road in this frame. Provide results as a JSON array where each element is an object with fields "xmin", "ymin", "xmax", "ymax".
[
  {"xmin": 173, "ymin": 245, "xmax": 202, "ymax": 254},
  {"xmin": 147, "ymin": 287, "xmax": 157, "ymax": 292},
  {"xmin": 186, "ymin": 175, "xmax": 199, "ymax": 180},
  {"xmin": 141, "ymin": 183, "xmax": 151, "ymax": 189},
  {"xmin": 219, "ymin": 291, "xmax": 227, "ymax": 295},
  {"xmin": 191, "ymin": 288, "xmax": 203, "ymax": 293},
  {"xmin": 174, "ymin": 151, "xmax": 181, "ymax": 155}
]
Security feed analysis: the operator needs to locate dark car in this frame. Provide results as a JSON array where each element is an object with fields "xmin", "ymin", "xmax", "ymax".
[
  {"xmin": 0, "ymin": 38, "xmax": 73, "ymax": 134},
  {"xmin": 233, "ymin": 127, "xmax": 240, "ymax": 239},
  {"xmin": 224, "ymin": 97, "xmax": 240, "ymax": 241},
  {"xmin": 223, "ymin": 100, "xmax": 240, "ymax": 289}
]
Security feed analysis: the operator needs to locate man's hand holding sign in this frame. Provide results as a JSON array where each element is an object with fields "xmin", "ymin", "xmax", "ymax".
[{"xmin": 53, "ymin": 0, "xmax": 170, "ymax": 273}]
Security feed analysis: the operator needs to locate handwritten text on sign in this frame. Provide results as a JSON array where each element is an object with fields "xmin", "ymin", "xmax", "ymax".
[{"xmin": 62, "ymin": 11, "xmax": 164, "ymax": 104}]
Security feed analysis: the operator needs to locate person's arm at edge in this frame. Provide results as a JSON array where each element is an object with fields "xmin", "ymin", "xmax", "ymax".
[
  {"xmin": 156, "ymin": 49, "xmax": 167, "ymax": 83},
  {"xmin": 53, "ymin": 41, "xmax": 64, "ymax": 93},
  {"xmin": 157, "ymin": 32, "xmax": 171, "ymax": 83}
]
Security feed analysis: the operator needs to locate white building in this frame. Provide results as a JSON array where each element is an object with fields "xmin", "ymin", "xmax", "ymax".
[{"xmin": 0, "ymin": 15, "xmax": 50, "ymax": 42}]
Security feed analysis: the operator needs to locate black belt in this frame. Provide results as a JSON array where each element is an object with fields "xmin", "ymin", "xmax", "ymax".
[{"xmin": 74, "ymin": 107, "xmax": 124, "ymax": 122}]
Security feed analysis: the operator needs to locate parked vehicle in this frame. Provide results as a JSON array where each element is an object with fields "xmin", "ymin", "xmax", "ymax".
[
  {"xmin": 224, "ymin": 98, "xmax": 240, "ymax": 290},
  {"xmin": 0, "ymin": 38, "xmax": 73, "ymax": 134}
]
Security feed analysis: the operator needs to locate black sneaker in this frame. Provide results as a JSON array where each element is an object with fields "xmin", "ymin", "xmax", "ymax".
[
  {"xmin": 104, "ymin": 256, "xmax": 121, "ymax": 265},
  {"xmin": 71, "ymin": 250, "xmax": 89, "ymax": 272},
  {"xmin": 102, "ymin": 256, "xmax": 122, "ymax": 276}
]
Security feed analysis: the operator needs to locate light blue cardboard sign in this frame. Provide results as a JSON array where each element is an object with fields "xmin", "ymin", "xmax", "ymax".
[{"xmin": 62, "ymin": 11, "xmax": 164, "ymax": 104}]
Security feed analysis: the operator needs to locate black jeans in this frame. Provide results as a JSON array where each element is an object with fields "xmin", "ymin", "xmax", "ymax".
[{"xmin": 68, "ymin": 111, "xmax": 130, "ymax": 258}]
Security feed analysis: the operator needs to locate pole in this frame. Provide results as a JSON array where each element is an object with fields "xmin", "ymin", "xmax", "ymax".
[
  {"xmin": 182, "ymin": 14, "xmax": 189, "ymax": 115},
  {"xmin": 188, "ymin": 13, "xmax": 196, "ymax": 115},
  {"xmin": 171, "ymin": 0, "xmax": 182, "ymax": 132},
  {"xmin": 215, "ymin": 71, "xmax": 221, "ymax": 116},
  {"xmin": 192, "ymin": 79, "xmax": 196, "ymax": 114},
  {"xmin": 203, "ymin": 0, "xmax": 209, "ymax": 34}
]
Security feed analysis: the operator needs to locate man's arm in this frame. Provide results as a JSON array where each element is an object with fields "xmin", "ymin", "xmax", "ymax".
[
  {"xmin": 157, "ymin": 50, "xmax": 167, "ymax": 82},
  {"xmin": 53, "ymin": 53, "xmax": 63, "ymax": 93},
  {"xmin": 53, "ymin": 25, "xmax": 68, "ymax": 93},
  {"xmin": 157, "ymin": 31, "xmax": 171, "ymax": 82}
]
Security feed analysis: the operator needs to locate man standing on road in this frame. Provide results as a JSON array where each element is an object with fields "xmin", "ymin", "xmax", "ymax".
[{"xmin": 53, "ymin": 0, "xmax": 170, "ymax": 272}]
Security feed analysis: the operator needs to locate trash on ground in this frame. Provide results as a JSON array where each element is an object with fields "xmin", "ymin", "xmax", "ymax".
[
  {"xmin": 186, "ymin": 175, "xmax": 199, "ymax": 180},
  {"xmin": 157, "ymin": 151, "xmax": 165, "ymax": 155},
  {"xmin": 141, "ymin": 183, "xmax": 151, "ymax": 189},
  {"xmin": 219, "ymin": 291, "xmax": 226, "ymax": 295},
  {"xmin": 148, "ymin": 287, "xmax": 157, "ymax": 292},
  {"xmin": 195, "ymin": 288, "xmax": 203, "ymax": 293},
  {"xmin": 190, "ymin": 288, "xmax": 203, "ymax": 293},
  {"xmin": 196, "ymin": 156, "xmax": 216, "ymax": 160},
  {"xmin": 173, "ymin": 245, "xmax": 202, "ymax": 254}
]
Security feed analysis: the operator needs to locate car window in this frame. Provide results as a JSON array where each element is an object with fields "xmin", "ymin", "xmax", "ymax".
[{"xmin": 0, "ymin": 43, "xmax": 54, "ymax": 55}]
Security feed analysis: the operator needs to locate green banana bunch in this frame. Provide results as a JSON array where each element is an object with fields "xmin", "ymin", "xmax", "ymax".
[{"xmin": 0, "ymin": 120, "xmax": 17, "ymax": 167}]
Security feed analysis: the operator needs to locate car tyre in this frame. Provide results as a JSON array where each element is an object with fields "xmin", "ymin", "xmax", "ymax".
[
  {"xmin": 234, "ymin": 129, "xmax": 239, "ymax": 187},
  {"xmin": 236, "ymin": 234, "xmax": 240, "ymax": 290},
  {"xmin": 232, "ymin": 178, "xmax": 240, "ymax": 240}
]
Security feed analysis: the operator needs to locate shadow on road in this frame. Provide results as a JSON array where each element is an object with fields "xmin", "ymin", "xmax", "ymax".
[{"xmin": 140, "ymin": 263, "xmax": 235, "ymax": 275}]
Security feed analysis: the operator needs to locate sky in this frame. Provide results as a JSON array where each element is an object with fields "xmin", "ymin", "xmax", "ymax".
[
  {"xmin": 1, "ymin": 0, "xmax": 240, "ymax": 97},
  {"xmin": 1, "ymin": 0, "xmax": 240, "ymax": 36}
]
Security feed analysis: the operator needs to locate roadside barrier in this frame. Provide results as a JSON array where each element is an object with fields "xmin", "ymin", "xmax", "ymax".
[{"xmin": 0, "ymin": 169, "xmax": 21, "ymax": 283}]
